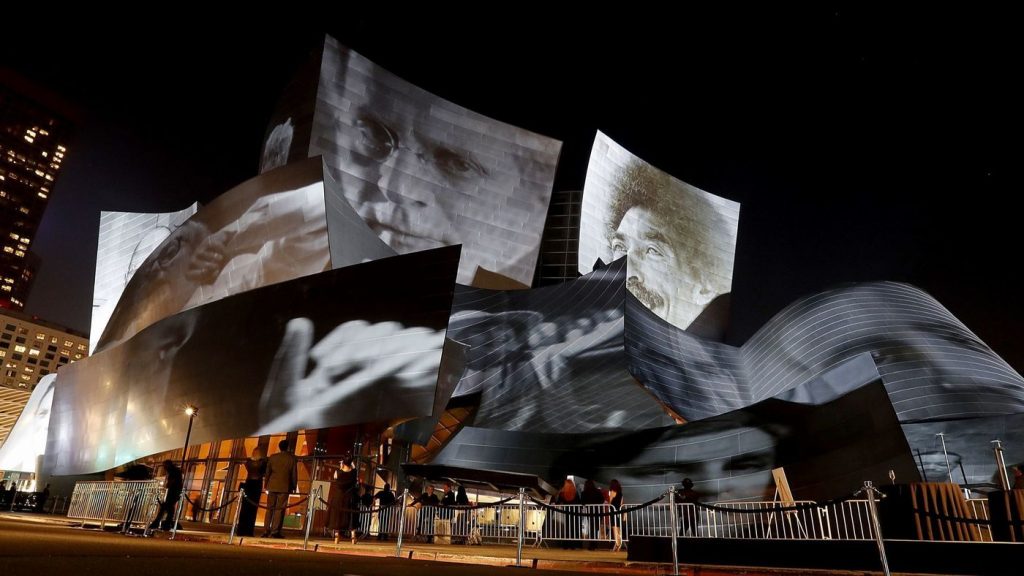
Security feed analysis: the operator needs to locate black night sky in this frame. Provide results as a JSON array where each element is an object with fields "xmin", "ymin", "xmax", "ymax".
[{"xmin": 3, "ymin": 7, "xmax": 1021, "ymax": 372}]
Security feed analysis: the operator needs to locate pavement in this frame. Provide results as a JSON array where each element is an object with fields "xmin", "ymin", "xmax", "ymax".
[{"xmin": 0, "ymin": 511, "xmax": 899, "ymax": 575}]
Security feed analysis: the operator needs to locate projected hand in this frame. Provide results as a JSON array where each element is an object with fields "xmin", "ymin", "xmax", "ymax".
[
  {"xmin": 256, "ymin": 317, "xmax": 445, "ymax": 434},
  {"xmin": 185, "ymin": 229, "xmax": 233, "ymax": 285}
]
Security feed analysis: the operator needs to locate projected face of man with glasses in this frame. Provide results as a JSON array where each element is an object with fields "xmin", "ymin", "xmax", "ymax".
[
  {"xmin": 340, "ymin": 108, "xmax": 488, "ymax": 253},
  {"xmin": 314, "ymin": 47, "xmax": 558, "ymax": 288}
]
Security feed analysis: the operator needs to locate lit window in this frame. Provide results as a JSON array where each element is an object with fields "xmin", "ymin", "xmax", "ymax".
[
  {"xmin": 29, "ymin": 349, "xmax": 39, "ymax": 356},
  {"xmin": 20, "ymin": 374, "xmax": 30, "ymax": 381},
  {"xmin": 60, "ymin": 349, "xmax": 70, "ymax": 356},
  {"xmin": 1, "ymin": 286, "xmax": 10, "ymax": 292},
  {"xmin": 57, "ymin": 145, "xmax": 66, "ymax": 152},
  {"xmin": 0, "ymin": 351, "xmax": 5, "ymax": 358},
  {"xmin": 7, "ymin": 233, "xmax": 17, "ymax": 240},
  {"xmin": 14, "ymin": 345, "xmax": 26, "ymax": 353},
  {"xmin": 2, "ymin": 247, "xmax": 12, "ymax": 253},
  {"xmin": 50, "ymin": 337, "xmax": 57, "ymax": 344},
  {"xmin": 26, "ymin": 129, "xmax": 37, "ymax": 137},
  {"xmin": 77, "ymin": 344, "xmax": 86, "ymax": 351},
  {"xmin": 74, "ymin": 353, "xmax": 82, "ymax": 360},
  {"xmin": 35, "ymin": 333, "xmax": 44, "ymax": 340},
  {"xmin": 64, "ymin": 340, "xmax": 73, "ymax": 347},
  {"xmin": 23, "ymin": 366, "xmax": 33, "ymax": 373},
  {"xmin": 14, "ymin": 250, "xmax": 25, "ymax": 257}
]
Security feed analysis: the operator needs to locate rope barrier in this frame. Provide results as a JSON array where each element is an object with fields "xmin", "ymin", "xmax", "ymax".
[
  {"xmin": 182, "ymin": 493, "xmax": 240, "ymax": 513},
  {"xmin": 241, "ymin": 492, "xmax": 310, "ymax": 511},
  {"xmin": 527, "ymin": 493, "xmax": 666, "ymax": 518},
  {"xmin": 321, "ymin": 495, "xmax": 518, "ymax": 514}
]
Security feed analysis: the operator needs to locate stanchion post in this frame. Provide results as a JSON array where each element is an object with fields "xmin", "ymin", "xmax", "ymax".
[
  {"xmin": 516, "ymin": 487, "xmax": 526, "ymax": 567},
  {"xmin": 303, "ymin": 486, "xmax": 318, "ymax": 551},
  {"xmin": 228, "ymin": 488, "xmax": 243, "ymax": 545},
  {"xmin": 170, "ymin": 491, "xmax": 185, "ymax": 540},
  {"xmin": 992, "ymin": 440, "xmax": 1010, "ymax": 490},
  {"xmin": 864, "ymin": 481, "xmax": 891, "ymax": 576},
  {"xmin": 668, "ymin": 487, "xmax": 679, "ymax": 576},
  {"xmin": 395, "ymin": 488, "xmax": 409, "ymax": 558}
]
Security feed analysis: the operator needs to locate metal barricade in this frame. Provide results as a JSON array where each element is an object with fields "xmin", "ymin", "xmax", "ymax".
[{"xmin": 67, "ymin": 480, "xmax": 165, "ymax": 532}]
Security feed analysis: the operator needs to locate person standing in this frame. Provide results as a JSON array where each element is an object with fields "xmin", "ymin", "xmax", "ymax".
[
  {"xmin": 236, "ymin": 447, "xmax": 266, "ymax": 537},
  {"xmin": 373, "ymin": 483, "xmax": 395, "ymax": 540},
  {"xmin": 326, "ymin": 459, "xmax": 358, "ymax": 545},
  {"xmin": 608, "ymin": 479, "xmax": 625, "ymax": 552},
  {"xmin": 262, "ymin": 440, "xmax": 297, "ymax": 538},
  {"xmin": 148, "ymin": 460, "xmax": 183, "ymax": 532},
  {"xmin": 1012, "ymin": 464, "xmax": 1024, "ymax": 490},
  {"xmin": 676, "ymin": 478, "xmax": 702, "ymax": 536}
]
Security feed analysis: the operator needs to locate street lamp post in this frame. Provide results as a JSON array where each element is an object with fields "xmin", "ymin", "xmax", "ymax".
[
  {"xmin": 171, "ymin": 405, "xmax": 198, "ymax": 540},
  {"xmin": 181, "ymin": 405, "xmax": 198, "ymax": 470}
]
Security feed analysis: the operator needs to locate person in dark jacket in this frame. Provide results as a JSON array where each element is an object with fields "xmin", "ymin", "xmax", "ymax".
[{"xmin": 149, "ymin": 460, "xmax": 183, "ymax": 531}]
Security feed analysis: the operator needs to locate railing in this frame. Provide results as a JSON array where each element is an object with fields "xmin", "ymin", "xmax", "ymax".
[
  {"xmin": 333, "ymin": 499, "xmax": 877, "ymax": 545},
  {"xmin": 64, "ymin": 480, "xmax": 992, "ymax": 548},
  {"xmin": 965, "ymin": 497, "xmax": 993, "ymax": 542},
  {"xmin": 67, "ymin": 480, "xmax": 166, "ymax": 532},
  {"xmin": 625, "ymin": 499, "xmax": 877, "ymax": 541}
]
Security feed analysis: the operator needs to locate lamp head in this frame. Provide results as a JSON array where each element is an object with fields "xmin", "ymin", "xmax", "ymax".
[{"xmin": 184, "ymin": 405, "xmax": 198, "ymax": 417}]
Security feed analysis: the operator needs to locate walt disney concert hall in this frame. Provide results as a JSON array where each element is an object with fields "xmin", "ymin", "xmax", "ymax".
[{"xmin": 3, "ymin": 36, "xmax": 1022, "ymax": 574}]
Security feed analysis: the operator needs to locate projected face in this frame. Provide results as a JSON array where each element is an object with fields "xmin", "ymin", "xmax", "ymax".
[
  {"xmin": 606, "ymin": 162, "xmax": 724, "ymax": 329},
  {"xmin": 97, "ymin": 181, "xmax": 330, "ymax": 352},
  {"xmin": 666, "ymin": 425, "xmax": 778, "ymax": 501},
  {"xmin": 335, "ymin": 107, "xmax": 490, "ymax": 253},
  {"xmin": 612, "ymin": 207, "xmax": 683, "ymax": 317},
  {"xmin": 916, "ymin": 450, "xmax": 961, "ymax": 483},
  {"xmin": 0, "ymin": 377, "xmax": 56, "ymax": 472},
  {"xmin": 308, "ymin": 41, "xmax": 560, "ymax": 288}
]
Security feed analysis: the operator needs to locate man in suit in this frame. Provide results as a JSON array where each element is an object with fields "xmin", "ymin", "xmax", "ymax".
[{"xmin": 262, "ymin": 439, "xmax": 297, "ymax": 538}]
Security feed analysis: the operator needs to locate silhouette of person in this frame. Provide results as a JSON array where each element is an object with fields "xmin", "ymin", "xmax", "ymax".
[
  {"xmin": 326, "ymin": 459, "xmax": 358, "ymax": 544},
  {"xmin": 237, "ymin": 447, "xmax": 266, "ymax": 537},
  {"xmin": 262, "ymin": 440, "xmax": 297, "ymax": 538},
  {"xmin": 148, "ymin": 460, "xmax": 183, "ymax": 531}
]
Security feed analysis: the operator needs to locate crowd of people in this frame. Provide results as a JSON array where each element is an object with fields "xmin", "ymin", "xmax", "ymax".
[{"xmin": 0, "ymin": 480, "xmax": 50, "ymax": 512}]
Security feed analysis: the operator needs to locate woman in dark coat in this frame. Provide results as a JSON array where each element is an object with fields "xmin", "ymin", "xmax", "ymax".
[
  {"xmin": 608, "ymin": 479, "xmax": 624, "ymax": 551},
  {"xmin": 237, "ymin": 447, "xmax": 266, "ymax": 537},
  {"xmin": 326, "ymin": 459, "xmax": 358, "ymax": 544}
]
